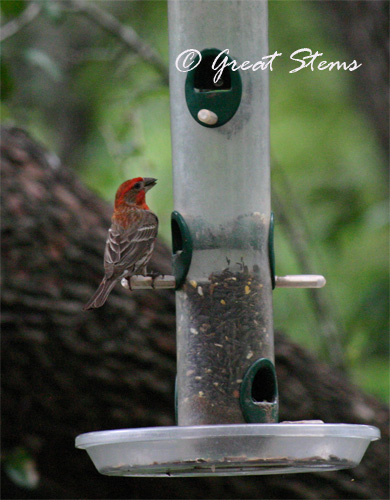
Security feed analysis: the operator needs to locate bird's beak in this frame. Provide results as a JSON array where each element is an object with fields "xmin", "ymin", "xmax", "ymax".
[{"xmin": 143, "ymin": 178, "xmax": 157, "ymax": 191}]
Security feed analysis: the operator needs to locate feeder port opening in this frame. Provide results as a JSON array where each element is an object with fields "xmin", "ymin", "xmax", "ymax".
[{"xmin": 194, "ymin": 53, "xmax": 232, "ymax": 92}]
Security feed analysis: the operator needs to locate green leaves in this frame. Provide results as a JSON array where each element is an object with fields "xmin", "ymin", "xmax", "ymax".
[
  {"xmin": 4, "ymin": 447, "xmax": 40, "ymax": 490},
  {"xmin": 1, "ymin": 0, "xmax": 26, "ymax": 18},
  {"xmin": 1, "ymin": 60, "xmax": 14, "ymax": 100}
]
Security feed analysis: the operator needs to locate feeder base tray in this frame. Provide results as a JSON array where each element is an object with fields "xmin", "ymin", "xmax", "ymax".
[{"xmin": 75, "ymin": 423, "xmax": 380, "ymax": 477}]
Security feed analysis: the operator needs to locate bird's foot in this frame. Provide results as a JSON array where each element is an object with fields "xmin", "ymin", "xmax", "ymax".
[
  {"xmin": 147, "ymin": 270, "xmax": 164, "ymax": 279},
  {"xmin": 121, "ymin": 277, "xmax": 132, "ymax": 290},
  {"xmin": 151, "ymin": 272, "xmax": 165, "ymax": 289},
  {"xmin": 144, "ymin": 270, "xmax": 163, "ymax": 288}
]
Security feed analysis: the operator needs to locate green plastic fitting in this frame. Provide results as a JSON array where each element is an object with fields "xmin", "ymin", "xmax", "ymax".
[
  {"xmin": 185, "ymin": 48, "xmax": 242, "ymax": 128},
  {"xmin": 171, "ymin": 211, "xmax": 193, "ymax": 289},
  {"xmin": 240, "ymin": 357, "xmax": 279, "ymax": 423}
]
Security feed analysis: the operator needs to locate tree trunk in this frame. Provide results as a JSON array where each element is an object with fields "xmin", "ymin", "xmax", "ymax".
[{"xmin": 1, "ymin": 126, "xmax": 388, "ymax": 499}]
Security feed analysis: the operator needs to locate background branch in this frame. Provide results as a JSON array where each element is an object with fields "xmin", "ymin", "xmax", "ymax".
[
  {"xmin": 0, "ymin": 2, "xmax": 42, "ymax": 43},
  {"xmin": 66, "ymin": 0, "xmax": 169, "ymax": 84}
]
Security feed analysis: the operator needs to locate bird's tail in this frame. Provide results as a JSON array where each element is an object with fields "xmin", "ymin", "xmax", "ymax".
[{"xmin": 83, "ymin": 277, "xmax": 118, "ymax": 311}]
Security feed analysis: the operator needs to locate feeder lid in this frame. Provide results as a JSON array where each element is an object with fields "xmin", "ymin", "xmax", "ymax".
[{"xmin": 75, "ymin": 422, "xmax": 380, "ymax": 477}]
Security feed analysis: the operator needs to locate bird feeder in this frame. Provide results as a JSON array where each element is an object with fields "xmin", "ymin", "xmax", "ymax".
[{"xmin": 76, "ymin": 0, "xmax": 380, "ymax": 476}]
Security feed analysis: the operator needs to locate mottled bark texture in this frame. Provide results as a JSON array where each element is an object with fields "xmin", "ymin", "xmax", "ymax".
[{"xmin": 1, "ymin": 127, "xmax": 389, "ymax": 499}]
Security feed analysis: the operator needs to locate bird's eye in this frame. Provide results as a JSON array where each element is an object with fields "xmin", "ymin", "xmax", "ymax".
[{"xmin": 133, "ymin": 182, "xmax": 142, "ymax": 190}]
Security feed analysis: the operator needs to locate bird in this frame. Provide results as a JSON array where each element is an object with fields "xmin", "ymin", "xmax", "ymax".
[{"xmin": 83, "ymin": 177, "xmax": 158, "ymax": 310}]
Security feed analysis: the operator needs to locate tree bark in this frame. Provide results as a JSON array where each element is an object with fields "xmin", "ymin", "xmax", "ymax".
[{"xmin": 1, "ymin": 126, "xmax": 389, "ymax": 499}]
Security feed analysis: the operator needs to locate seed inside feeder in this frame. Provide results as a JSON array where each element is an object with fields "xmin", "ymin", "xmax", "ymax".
[{"xmin": 177, "ymin": 267, "xmax": 272, "ymax": 425}]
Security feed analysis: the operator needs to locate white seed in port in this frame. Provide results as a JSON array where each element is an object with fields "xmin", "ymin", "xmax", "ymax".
[{"xmin": 197, "ymin": 109, "xmax": 218, "ymax": 125}]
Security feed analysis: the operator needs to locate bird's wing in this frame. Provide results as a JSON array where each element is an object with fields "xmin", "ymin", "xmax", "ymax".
[{"xmin": 104, "ymin": 209, "xmax": 158, "ymax": 278}]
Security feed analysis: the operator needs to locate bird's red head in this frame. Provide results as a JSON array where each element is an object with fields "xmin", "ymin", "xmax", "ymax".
[{"xmin": 114, "ymin": 177, "xmax": 157, "ymax": 210}]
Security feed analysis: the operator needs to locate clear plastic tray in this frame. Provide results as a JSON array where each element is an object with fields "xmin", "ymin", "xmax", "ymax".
[{"xmin": 75, "ymin": 422, "xmax": 380, "ymax": 477}]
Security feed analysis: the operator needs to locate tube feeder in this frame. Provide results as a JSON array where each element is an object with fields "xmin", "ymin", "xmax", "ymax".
[{"xmin": 76, "ymin": 0, "xmax": 380, "ymax": 477}]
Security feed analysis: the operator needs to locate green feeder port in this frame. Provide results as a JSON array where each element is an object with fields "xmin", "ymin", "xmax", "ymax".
[
  {"xmin": 185, "ymin": 48, "xmax": 242, "ymax": 127},
  {"xmin": 171, "ymin": 211, "xmax": 193, "ymax": 290},
  {"xmin": 269, "ymin": 212, "xmax": 276, "ymax": 289},
  {"xmin": 240, "ymin": 358, "xmax": 278, "ymax": 424}
]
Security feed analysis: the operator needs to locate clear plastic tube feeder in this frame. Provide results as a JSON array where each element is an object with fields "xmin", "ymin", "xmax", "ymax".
[{"xmin": 75, "ymin": 0, "xmax": 380, "ymax": 477}]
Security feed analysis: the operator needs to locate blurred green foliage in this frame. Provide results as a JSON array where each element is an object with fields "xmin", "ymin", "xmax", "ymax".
[
  {"xmin": 3, "ymin": 447, "xmax": 40, "ymax": 490},
  {"xmin": 1, "ymin": 0, "xmax": 26, "ymax": 17},
  {"xmin": 1, "ymin": 1, "xmax": 388, "ymax": 402}
]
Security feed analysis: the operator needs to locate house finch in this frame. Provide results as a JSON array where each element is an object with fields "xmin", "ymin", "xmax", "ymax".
[{"xmin": 83, "ymin": 177, "xmax": 158, "ymax": 310}]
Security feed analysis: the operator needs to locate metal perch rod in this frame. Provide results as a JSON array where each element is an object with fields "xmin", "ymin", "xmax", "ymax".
[{"xmin": 121, "ymin": 275, "xmax": 326, "ymax": 290}]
